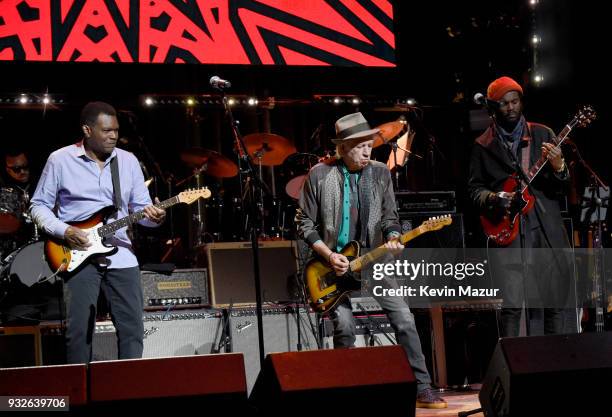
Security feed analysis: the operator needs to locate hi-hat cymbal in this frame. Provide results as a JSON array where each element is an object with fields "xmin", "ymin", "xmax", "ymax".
[
  {"xmin": 372, "ymin": 120, "xmax": 408, "ymax": 148},
  {"xmin": 244, "ymin": 133, "xmax": 296, "ymax": 166},
  {"xmin": 180, "ymin": 147, "xmax": 238, "ymax": 178}
]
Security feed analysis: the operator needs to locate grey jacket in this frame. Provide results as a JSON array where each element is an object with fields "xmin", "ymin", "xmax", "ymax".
[{"xmin": 295, "ymin": 159, "xmax": 401, "ymax": 252}]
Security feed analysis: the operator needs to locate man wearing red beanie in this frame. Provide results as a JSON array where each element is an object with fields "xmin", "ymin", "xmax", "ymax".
[{"xmin": 468, "ymin": 76, "xmax": 572, "ymax": 337}]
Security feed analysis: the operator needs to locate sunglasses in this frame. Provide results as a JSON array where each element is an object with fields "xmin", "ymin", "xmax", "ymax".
[{"xmin": 7, "ymin": 165, "xmax": 29, "ymax": 173}]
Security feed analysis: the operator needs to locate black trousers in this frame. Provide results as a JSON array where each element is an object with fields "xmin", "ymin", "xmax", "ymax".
[
  {"xmin": 63, "ymin": 264, "xmax": 143, "ymax": 363},
  {"xmin": 492, "ymin": 226, "xmax": 570, "ymax": 337}
]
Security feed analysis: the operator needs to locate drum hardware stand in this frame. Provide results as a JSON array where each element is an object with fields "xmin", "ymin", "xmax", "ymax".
[
  {"xmin": 216, "ymin": 77, "xmax": 271, "ymax": 369},
  {"xmin": 212, "ymin": 302, "xmax": 233, "ymax": 353}
]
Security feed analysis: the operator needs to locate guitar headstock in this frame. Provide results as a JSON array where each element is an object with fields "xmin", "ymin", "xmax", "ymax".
[
  {"xmin": 178, "ymin": 187, "xmax": 212, "ymax": 204},
  {"xmin": 421, "ymin": 215, "xmax": 452, "ymax": 231},
  {"xmin": 573, "ymin": 105, "xmax": 597, "ymax": 128}
]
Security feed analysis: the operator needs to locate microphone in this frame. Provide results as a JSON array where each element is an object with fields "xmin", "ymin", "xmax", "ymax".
[
  {"xmin": 473, "ymin": 93, "xmax": 499, "ymax": 109},
  {"xmin": 210, "ymin": 75, "xmax": 231, "ymax": 89}
]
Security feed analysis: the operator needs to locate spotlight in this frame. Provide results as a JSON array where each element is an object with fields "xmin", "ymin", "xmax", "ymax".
[
  {"xmin": 531, "ymin": 35, "xmax": 541, "ymax": 45},
  {"xmin": 42, "ymin": 95, "xmax": 51, "ymax": 105},
  {"xmin": 227, "ymin": 98, "xmax": 236, "ymax": 106},
  {"xmin": 529, "ymin": 0, "xmax": 538, "ymax": 6},
  {"xmin": 18, "ymin": 94, "xmax": 28, "ymax": 104},
  {"xmin": 406, "ymin": 98, "xmax": 417, "ymax": 106},
  {"xmin": 351, "ymin": 97, "xmax": 361, "ymax": 105},
  {"xmin": 144, "ymin": 97, "xmax": 154, "ymax": 106},
  {"xmin": 533, "ymin": 74, "xmax": 544, "ymax": 84},
  {"xmin": 333, "ymin": 97, "xmax": 342, "ymax": 105},
  {"xmin": 247, "ymin": 97, "xmax": 258, "ymax": 106},
  {"xmin": 186, "ymin": 98, "xmax": 195, "ymax": 106}
]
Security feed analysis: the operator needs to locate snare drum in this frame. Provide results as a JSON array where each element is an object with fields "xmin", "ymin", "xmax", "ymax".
[{"xmin": 0, "ymin": 187, "xmax": 24, "ymax": 234}]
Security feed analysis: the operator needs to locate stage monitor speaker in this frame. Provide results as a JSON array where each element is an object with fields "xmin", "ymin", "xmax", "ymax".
[
  {"xmin": 399, "ymin": 212, "xmax": 465, "ymax": 248},
  {"xmin": 204, "ymin": 241, "xmax": 299, "ymax": 306},
  {"xmin": 229, "ymin": 305, "xmax": 318, "ymax": 394},
  {"xmin": 141, "ymin": 268, "xmax": 209, "ymax": 310},
  {"xmin": 250, "ymin": 346, "xmax": 416, "ymax": 416},
  {"xmin": 88, "ymin": 354, "xmax": 247, "ymax": 410},
  {"xmin": 0, "ymin": 364, "xmax": 87, "ymax": 406},
  {"xmin": 93, "ymin": 309, "xmax": 221, "ymax": 361},
  {"xmin": 480, "ymin": 332, "xmax": 612, "ymax": 416}
]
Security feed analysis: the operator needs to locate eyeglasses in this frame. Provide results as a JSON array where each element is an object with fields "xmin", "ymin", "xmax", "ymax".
[{"xmin": 7, "ymin": 165, "xmax": 29, "ymax": 173}]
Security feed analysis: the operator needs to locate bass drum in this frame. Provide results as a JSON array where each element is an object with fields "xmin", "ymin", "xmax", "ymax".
[{"xmin": 2, "ymin": 241, "xmax": 55, "ymax": 288}]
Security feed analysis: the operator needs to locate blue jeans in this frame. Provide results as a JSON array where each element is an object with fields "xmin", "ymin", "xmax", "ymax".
[{"xmin": 63, "ymin": 264, "xmax": 143, "ymax": 363}]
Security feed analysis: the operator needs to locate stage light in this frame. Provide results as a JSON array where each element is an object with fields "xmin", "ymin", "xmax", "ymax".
[
  {"xmin": 406, "ymin": 98, "xmax": 417, "ymax": 106},
  {"xmin": 42, "ymin": 95, "xmax": 51, "ymax": 104},
  {"xmin": 186, "ymin": 98, "xmax": 195, "ymax": 106},
  {"xmin": 228, "ymin": 97, "xmax": 236, "ymax": 106},
  {"xmin": 333, "ymin": 97, "xmax": 342, "ymax": 104},
  {"xmin": 533, "ymin": 74, "xmax": 544, "ymax": 84},
  {"xmin": 144, "ymin": 97, "xmax": 154, "ymax": 106},
  {"xmin": 247, "ymin": 97, "xmax": 258, "ymax": 106},
  {"xmin": 18, "ymin": 94, "xmax": 28, "ymax": 104},
  {"xmin": 532, "ymin": 35, "xmax": 541, "ymax": 45},
  {"xmin": 351, "ymin": 97, "xmax": 361, "ymax": 105},
  {"xmin": 529, "ymin": 0, "xmax": 538, "ymax": 6}
]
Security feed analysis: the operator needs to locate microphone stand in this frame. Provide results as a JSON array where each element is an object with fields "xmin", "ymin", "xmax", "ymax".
[{"xmin": 217, "ymin": 85, "xmax": 270, "ymax": 369}]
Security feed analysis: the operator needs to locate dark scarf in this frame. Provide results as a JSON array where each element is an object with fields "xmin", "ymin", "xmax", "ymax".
[{"xmin": 496, "ymin": 115, "xmax": 526, "ymax": 157}]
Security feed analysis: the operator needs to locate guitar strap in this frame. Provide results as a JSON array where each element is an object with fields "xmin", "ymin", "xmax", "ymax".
[{"xmin": 110, "ymin": 155, "xmax": 122, "ymax": 212}]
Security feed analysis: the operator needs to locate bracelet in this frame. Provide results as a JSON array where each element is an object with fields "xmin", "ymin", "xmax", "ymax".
[{"xmin": 556, "ymin": 159, "xmax": 566, "ymax": 173}]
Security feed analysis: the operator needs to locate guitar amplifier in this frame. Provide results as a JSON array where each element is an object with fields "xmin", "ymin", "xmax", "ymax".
[
  {"xmin": 202, "ymin": 241, "xmax": 299, "ymax": 307},
  {"xmin": 140, "ymin": 268, "xmax": 209, "ymax": 310},
  {"xmin": 322, "ymin": 314, "xmax": 396, "ymax": 348},
  {"xmin": 395, "ymin": 191, "xmax": 456, "ymax": 213},
  {"xmin": 229, "ymin": 305, "xmax": 318, "ymax": 394},
  {"xmin": 93, "ymin": 309, "xmax": 222, "ymax": 361}
]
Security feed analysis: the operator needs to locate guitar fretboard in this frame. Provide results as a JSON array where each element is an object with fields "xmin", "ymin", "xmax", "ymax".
[
  {"xmin": 523, "ymin": 121, "xmax": 577, "ymax": 192},
  {"xmin": 97, "ymin": 196, "xmax": 179, "ymax": 238},
  {"xmin": 350, "ymin": 226, "xmax": 425, "ymax": 272}
]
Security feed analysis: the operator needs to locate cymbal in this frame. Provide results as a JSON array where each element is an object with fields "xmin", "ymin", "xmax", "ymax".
[
  {"xmin": 244, "ymin": 133, "xmax": 296, "ymax": 166},
  {"xmin": 180, "ymin": 147, "xmax": 238, "ymax": 178},
  {"xmin": 372, "ymin": 120, "xmax": 408, "ymax": 148}
]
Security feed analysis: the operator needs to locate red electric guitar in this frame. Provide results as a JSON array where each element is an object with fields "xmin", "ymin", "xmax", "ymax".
[{"xmin": 481, "ymin": 106, "xmax": 596, "ymax": 246}]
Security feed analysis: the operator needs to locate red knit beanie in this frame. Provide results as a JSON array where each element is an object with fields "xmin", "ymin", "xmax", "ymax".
[{"xmin": 487, "ymin": 76, "xmax": 524, "ymax": 101}]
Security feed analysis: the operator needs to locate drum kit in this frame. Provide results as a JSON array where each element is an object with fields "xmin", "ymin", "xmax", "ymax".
[
  {"xmin": 170, "ymin": 117, "xmax": 412, "ymax": 244},
  {"xmin": 1, "ymin": 187, "xmax": 53, "ymax": 315}
]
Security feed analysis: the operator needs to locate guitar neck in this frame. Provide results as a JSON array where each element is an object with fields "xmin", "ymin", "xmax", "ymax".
[
  {"xmin": 350, "ymin": 226, "xmax": 425, "ymax": 272},
  {"xmin": 522, "ymin": 123, "xmax": 573, "ymax": 191},
  {"xmin": 97, "ymin": 196, "xmax": 179, "ymax": 238}
]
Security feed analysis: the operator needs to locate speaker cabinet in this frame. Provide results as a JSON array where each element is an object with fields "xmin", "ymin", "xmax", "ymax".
[
  {"xmin": 93, "ymin": 309, "xmax": 221, "ymax": 361},
  {"xmin": 399, "ymin": 212, "xmax": 465, "ymax": 248},
  {"xmin": 88, "ymin": 354, "xmax": 247, "ymax": 410},
  {"xmin": 480, "ymin": 332, "xmax": 612, "ymax": 416},
  {"xmin": 229, "ymin": 305, "xmax": 318, "ymax": 393},
  {"xmin": 203, "ymin": 241, "xmax": 299, "ymax": 306},
  {"xmin": 250, "ymin": 346, "xmax": 416, "ymax": 416}
]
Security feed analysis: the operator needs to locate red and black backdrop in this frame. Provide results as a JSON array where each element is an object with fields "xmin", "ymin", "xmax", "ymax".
[{"xmin": 0, "ymin": 0, "xmax": 395, "ymax": 66}]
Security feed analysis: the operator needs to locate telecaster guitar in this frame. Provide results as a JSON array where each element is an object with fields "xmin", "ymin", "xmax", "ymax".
[
  {"xmin": 44, "ymin": 188, "xmax": 211, "ymax": 275},
  {"xmin": 305, "ymin": 215, "xmax": 452, "ymax": 314}
]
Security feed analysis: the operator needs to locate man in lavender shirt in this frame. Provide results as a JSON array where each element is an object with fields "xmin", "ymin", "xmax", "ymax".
[{"xmin": 31, "ymin": 101, "xmax": 166, "ymax": 363}]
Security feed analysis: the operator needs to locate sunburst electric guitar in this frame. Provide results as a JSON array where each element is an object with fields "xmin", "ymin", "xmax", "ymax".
[
  {"xmin": 305, "ymin": 215, "xmax": 452, "ymax": 314},
  {"xmin": 44, "ymin": 188, "xmax": 211, "ymax": 275}
]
